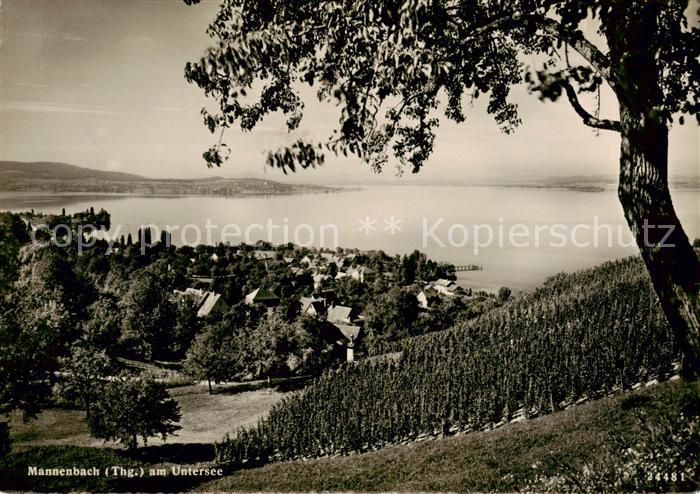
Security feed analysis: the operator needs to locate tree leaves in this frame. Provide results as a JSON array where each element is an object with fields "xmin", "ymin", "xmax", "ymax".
[
  {"xmin": 185, "ymin": 0, "xmax": 697, "ymax": 168},
  {"xmin": 266, "ymin": 139, "xmax": 325, "ymax": 173},
  {"xmin": 87, "ymin": 376, "xmax": 181, "ymax": 449}
]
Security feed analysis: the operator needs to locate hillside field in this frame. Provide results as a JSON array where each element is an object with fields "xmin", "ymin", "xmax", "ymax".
[
  {"xmin": 8, "ymin": 383, "xmax": 289, "ymax": 450},
  {"xmin": 201, "ymin": 379, "xmax": 698, "ymax": 493},
  {"xmin": 1, "ymin": 379, "xmax": 694, "ymax": 492}
]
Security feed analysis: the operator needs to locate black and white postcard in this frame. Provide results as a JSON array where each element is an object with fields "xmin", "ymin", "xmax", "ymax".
[{"xmin": 1, "ymin": 0, "xmax": 698, "ymax": 492}]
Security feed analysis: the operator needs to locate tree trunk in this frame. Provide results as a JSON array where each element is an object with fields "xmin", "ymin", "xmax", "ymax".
[
  {"xmin": 609, "ymin": 2, "xmax": 700, "ymax": 380},
  {"xmin": 207, "ymin": 378, "xmax": 212, "ymax": 394},
  {"xmin": 617, "ymin": 106, "xmax": 700, "ymax": 379}
]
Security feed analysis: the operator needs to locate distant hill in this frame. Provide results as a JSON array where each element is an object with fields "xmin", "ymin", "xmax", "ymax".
[
  {"xmin": 0, "ymin": 161, "xmax": 338, "ymax": 196},
  {"xmin": 475, "ymin": 174, "xmax": 698, "ymax": 191},
  {"xmin": 0, "ymin": 161, "xmax": 152, "ymax": 182}
]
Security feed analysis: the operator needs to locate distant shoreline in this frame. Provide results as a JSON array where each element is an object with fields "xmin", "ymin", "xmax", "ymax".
[
  {"xmin": 0, "ymin": 188, "xmax": 356, "ymax": 210},
  {"xmin": 0, "ymin": 180, "xmax": 347, "ymax": 197},
  {"xmin": 3, "ymin": 182, "xmax": 697, "ymax": 197}
]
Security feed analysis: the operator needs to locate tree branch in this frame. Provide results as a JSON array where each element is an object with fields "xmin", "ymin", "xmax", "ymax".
[
  {"xmin": 457, "ymin": 10, "xmax": 612, "ymax": 85},
  {"xmin": 536, "ymin": 17, "xmax": 612, "ymax": 84},
  {"xmin": 455, "ymin": 10, "xmax": 619, "ymax": 129},
  {"xmin": 562, "ymin": 80, "xmax": 620, "ymax": 132}
]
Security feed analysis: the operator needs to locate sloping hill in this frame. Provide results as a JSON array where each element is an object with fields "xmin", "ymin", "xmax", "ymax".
[
  {"xmin": 201, "ymin": 380, "xmax": 698, "ymax": 492},
  {"xmin": 0, "ymin": 161, "xmax": 337, "ymax": 195},
  {"xmin": 0, "ymin": 161, "xmax": 150, "ymax": 182},
  {"xmin": 214, "ymin": 257, "xmax": 678, "ymax": 466}
]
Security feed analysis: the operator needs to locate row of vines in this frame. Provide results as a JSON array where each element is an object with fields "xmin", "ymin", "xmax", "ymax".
[{"xmin": 216, "ymin": 257, "xmax": 677, "ymax": 465}]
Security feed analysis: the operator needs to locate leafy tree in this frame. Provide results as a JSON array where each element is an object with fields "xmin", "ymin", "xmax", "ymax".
[
  {"xmin": 0, "ymin": 421, "xmax": 10, "ymax": 458},
  {"xmin": 400, "ymin": 252, "xmax": 418, "ymax": 285},
  {"xmin": 363, "ymin": 286, "xmax": 420, "ymax": 347},
  {"xmin": 185, "ymin": 0, "xmax": 700, "ymax": 377},
  {"xmin": 246, "ymin": 314, "xmax": 298, "ymax": 378},
  {"xmin": 498, "ymin": 286, "xmax": 512, "ymax": 302},
  {"xmin": 292, "ymin": 317, "xmax": 335, "ymax": 375},
  {"xmin": 82, "ymin": 295, "xmax": 121, "ymax": 352},
  {"xmin": 118, "ymin": 270, "xmax": 176, "ymax": 360},
  {"xmin": 276, "ymin": 296, "xmax": 301, "ymax": 322},
  {"xmin": 0, "ymin": 243, "xmax": 83, "ymax": 457},
  {"xmin": 87, "ymin": 375, "xmax": 181, "ymax": 450},
  {"xmin": 225, "ymin": 301, "xmax": 268, "ymax": 329},
  {"xmin": 16, "ymin": 244, "xmax": 88, "ymax": 326},
  {"xmin": 0, "ymin": 296, "xmax": 67, "ymax": 424},
  {"xmin": 0, "ymin": 212, "xmax": 30, "ymax": 294},
  {"xmin": 169, "ymin": 294, "xmax": 205, "ymax": 359},
  {"xmin": 183, "ymin": 324, "xmax": 241, "ymax": 392},
  {"xmin": 56, "ymin": 344, "xmax": 113, "ymax": 417},
  {"xmin": 242, "ymin": 313, "xmax": 331, "ymax": 378},
  {"xmin": 334, "ymin": 277, "xmax": 370, "ymax": 308},
  {"xmin": 416, "ymin": 294, "xmax": 469, "ymax": 337}
]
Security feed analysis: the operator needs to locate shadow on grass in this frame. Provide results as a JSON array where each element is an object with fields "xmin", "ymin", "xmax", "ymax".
[
  {"xmin": 619, "ymin": 393, "xmax": 653, "ymax": 410},
  {"xmin": 126, "ymin": 442, "xmax": 215, "ymax": 464},
  {"xmin": 215, "ymin": 375, "xmax": 313, "ymax": 396}
]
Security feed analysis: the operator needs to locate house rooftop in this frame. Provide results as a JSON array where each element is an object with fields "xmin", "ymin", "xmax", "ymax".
[
  {"xmin": 327, "ymin": 305, "xmax": 354, "ymax": 324},
  {"xmin": 333, "ymin": 323, "xmax": 361, "ymax": 342},
  {"xmin": 174, "ymin": 287, "xmax": 208, "ymax": 304},
  {"xmin": 245, "ymin": 287, "xmax": 280, "ymax": 303},
  {"xmin": 253, "ymin": 250, "xmax": 277, "ymax": 260},
  {"xmin": 197, "ymin": 292, "xmax": 222, "ymax": 317},
  {"xmin": 434, "ymin": 278, "xmax": 455, "ymax": 287},
  {"xmin": 175, "ymin": 288, "xmax": 226, "ymax": 318},
  {"xmin": 300, "ymin": 296, "xmax": 326, "ymax": 314}
]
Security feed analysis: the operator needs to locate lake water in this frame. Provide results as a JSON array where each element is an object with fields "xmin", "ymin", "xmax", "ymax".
[{"xmin": 2, "ymin": 186, "xmax": 698, "ymax": 293}]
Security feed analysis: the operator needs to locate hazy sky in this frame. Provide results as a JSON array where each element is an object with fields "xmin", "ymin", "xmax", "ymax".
[{"xmin": 1, "ymin": 0, "xmax": 698, "ymax": 183}]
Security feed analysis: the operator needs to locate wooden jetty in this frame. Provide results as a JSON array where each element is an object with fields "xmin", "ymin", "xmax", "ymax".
[{"xmin": 454, "ymin": 264, "xmax": 482, "ymax": 272}]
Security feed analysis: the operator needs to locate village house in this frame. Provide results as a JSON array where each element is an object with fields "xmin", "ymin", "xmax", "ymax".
[
  {"xmin": 244, "ymin": 286, "xmax": 280, "ymax": 308},
  {"xmin": 320, "ymin": 252, "xmax": 346, "ymax": 267},
  {"xmin": 313, "ymin": 272, "xmax": 330, "ymax": 290},
  {"xmin": 196, "ymin": 292, "xmax": 229, "ymax": 318},
  {"xmin": 417, "ymin": 287, "xmax": 440, "ymax": 311},
  {"xmin": 174, "ymin": 287, "xmax": 229, "ymax": 318},
  {"xmin": 299, "ymin": 296, "xmax": 327, "ymax": 317},
  {"xmin": 190, "ymin": 274, "xmax": 215, "ymax": 286},
  {"xmin": 253, "ymin": 250, "xmax": 277, "ymax": 261},
  {"xmin": 20, "ymin": 214, "xmax": 50, "ymax": 232},
  {"xmin": 336, "ymin": 266, "xmax": 367, "ymax": 282},
  {"xmin": 327, "ymin": 304, "xmax": 359, "ymax": 325},
  {"xmin": 325, "ymin": 304, "xmax": 362, "ymax": 362},
  {"xmin": 290, "ymin": 266, "xmax": 307, "ymax": 277},
  {"xmin": 432, "ymin": 278, "xmax": 460, "ymax": 297},
  {"xmin": 346, "ymin": 266, "xmax": 368, "ymax": 283},
  {"xmin": 324, "ymin": 323, "xmax": 361, "ymax": 362}
]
